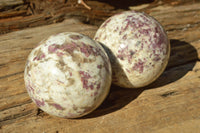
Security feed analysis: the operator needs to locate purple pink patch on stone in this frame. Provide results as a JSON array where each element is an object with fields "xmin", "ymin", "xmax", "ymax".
[
  {"xmin": 33, "ymin": 53, "xmax": 46, "ymax": 61},
  {"xmin": 132, "ymin": 59, "xmax": 144, "ymax": 73},
  {"xmin": 34, "ymin": 98, "xmax": 45, "ymax": 107},
  {"xmin": 79, "ymin": 71, "xmax": 102, "ymax": 90},
  {"xmin": 96, "ymin": 83, "xmax": 101, "ymax": 90},
  {"xmin": 80, "ymin": 42, "xmax": 102, "ymax": 57},
  {"xmin": 117, "ymin": 45, "xmax": 136, "ymax": 64},
  {"xmin": 79, "ymin": 71, "xmax": 92, "ymax": 90},
  {"xmin": 80, "ymin": 43, "xmax": 92, "ymax": 57},
  {"xmin": 97, "ymin": 65, "xmax": 102, "ymax": 69},
  {"xmin": 49, "ymin": 103, "xmax": 65, "ymax": 110},
  {"xmin": 61, "ymin": 42, "xmax": 77, "ymax": 54},
  {"xmin": 48, "ymin": 44, "xmax": 58, "ymax": 53},
  {"xmin": 94, "ymin": 91, "xmax": 98, "ymax": 96},
  {"xmin": 102, "ymin": 18, "xmax": 111, "ymax": 28},
  {"xmin": 26, "ymin": 83, "xmax": 35, "ymax": 93}
]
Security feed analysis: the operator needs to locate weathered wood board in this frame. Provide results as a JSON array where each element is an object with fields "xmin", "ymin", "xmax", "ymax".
[{"xmin": 0, "ymin": 2, "xmax": 200, "ymax": 133}]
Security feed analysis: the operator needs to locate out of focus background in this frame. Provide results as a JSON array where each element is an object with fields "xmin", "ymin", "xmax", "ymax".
[
  {"xmin": 1, "ymin": 0, "xmax": 200, "ymax": 133},
  {"xmin": 0, "ymin": 0, "xmax": 199, "ymax": 34}
]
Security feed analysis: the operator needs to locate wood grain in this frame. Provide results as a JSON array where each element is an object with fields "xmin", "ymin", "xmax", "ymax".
[{"xmin": 0, "ymin": 2, "xmax": 200, "ymax": 133}]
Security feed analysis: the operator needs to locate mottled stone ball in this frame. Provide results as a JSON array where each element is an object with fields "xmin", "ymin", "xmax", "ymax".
[
  {"xmin": 24, "ymin": 32, "xmax": 112, "ymax": 118},
  {"xmin": 94, "ymin": 11, "xmax": 170, "ymax": 88}
]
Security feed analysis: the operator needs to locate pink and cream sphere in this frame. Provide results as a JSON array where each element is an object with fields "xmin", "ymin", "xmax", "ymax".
[
  {"xmin": 94, "ymin": 11, "xmax": 170, "ymax": 88},
  {"xmin": 24, "ymin": 32, "xmax": 112, "ymax": 118}
]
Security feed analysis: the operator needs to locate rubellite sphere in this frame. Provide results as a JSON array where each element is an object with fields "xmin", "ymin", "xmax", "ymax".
[
  {"xmin": 24, "ymin": 32, "xmax": 112, "ymax": 118},
  {"xmin": 94, "ymin": 11, "xmax": 170, "ymax": 88}
]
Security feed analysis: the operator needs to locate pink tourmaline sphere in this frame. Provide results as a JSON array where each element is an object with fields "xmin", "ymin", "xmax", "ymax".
[
  {"xmin": 24, "ymin": 32, "xmax": 112, "ymax": 118},
  {"xmin": 94, "ymin": 11, "xmax": 170, "ymax": 88}
]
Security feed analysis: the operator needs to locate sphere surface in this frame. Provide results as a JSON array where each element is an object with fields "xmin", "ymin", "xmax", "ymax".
[
  {"xmin": 94, "ymin": 11, "xmax": 170, "ymax": 88},
  {"xmin": 24, "ymin": 32, "xmax": 112, "ymax": 118}
]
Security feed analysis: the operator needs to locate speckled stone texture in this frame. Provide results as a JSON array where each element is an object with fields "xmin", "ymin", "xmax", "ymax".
[
  {"xmin": 94, "ymin": 11, "xmax": 170, "ymax": 88},
  {"xmin": 24, "ymin": 32, "xmax": 112, "ymax": 118}
]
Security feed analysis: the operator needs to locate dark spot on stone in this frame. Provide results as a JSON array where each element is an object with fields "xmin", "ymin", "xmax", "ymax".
[
  {"xmin": 117, "ymin": 46, "xmax": 136, "ymax": 64},
  {"xmin": 122, "ymin": 34, "xmax": 127, "ymax": 40},
  {"xmin": 67, "ymin": 78, "xmax": 75, "ymax": 87},
  {"xmin": 97, "ymin": 65, "xmax": 102, "ymax": 69},
  {"xmin": 153, "ymin": 56, "xmax": 161, "ymax": 61},
  {"xmin": 117, "ymin": 55, "xmax": 124, "ymax": 60},
  {"xmin": 117, "ymin": 45, "xmax": 128, "ymax": 61},
  {"xmin": 114, "ymin": 27, "xmax": 119, "ymax": 32},
  {"xmin": 70, "ymin": 53, "xmax": 83, "ymax": 63},
  {"xmin": 83, "ymin": 58, "xmax": 95, "ymax": 63},
  {"xmin": 58, "ymin": 59, "xmax": 65, "ymax": 67},
  {"xmin": 96, "ymin": 83, "xmax": 101, "ymax": 90},
  {"xmin": 161, "ymin": 91, "xmax": 178, "ymax": 98},
  {"xmin": 69, "ymin": 34, "xmax": 83, "ymax": 40},
  {"xmin": 136, "ymin": 41, "xmax": 141, "ymax": 47},
  {"xmin": 130, "ymin": 50, "xmax": 135, "ymax": 56},
  {"xmin": 194, "ymin": 68, "xmax": 200, "ymax": 72}
]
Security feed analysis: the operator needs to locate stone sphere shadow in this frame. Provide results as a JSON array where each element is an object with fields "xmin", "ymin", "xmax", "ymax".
[
  {"xmin": 82, "ymin": 39, "xmax": 198, "ymax": 118},
  {"xmin": 145, "ymin": 39, "xmax": 199, "ymax": 88}
]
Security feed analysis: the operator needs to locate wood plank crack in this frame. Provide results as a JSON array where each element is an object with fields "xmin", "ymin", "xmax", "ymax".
[{"xmin": 0, "ymin": 71, "xmax": 24, "ymax": 80}]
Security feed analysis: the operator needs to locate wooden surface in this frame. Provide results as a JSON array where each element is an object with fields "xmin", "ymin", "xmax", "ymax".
[
  {"xmin": 0, "ymin": 0, "xmax": 198, "ymax": 35},
  {"xmin": 1, "ymin": 2, "xmax": 200, "ymax": 133}
]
